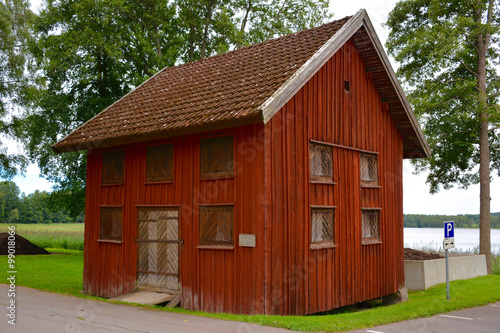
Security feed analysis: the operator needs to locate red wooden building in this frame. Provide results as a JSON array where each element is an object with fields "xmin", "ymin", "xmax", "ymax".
[{"xmin": 53, "ymin": 10, "xmax": 430, "ymax": 315}]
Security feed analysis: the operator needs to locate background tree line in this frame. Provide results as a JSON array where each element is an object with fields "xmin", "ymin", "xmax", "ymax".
[
  {"xmin": 404, "ymin": 213, "xmax": 500, "ymax": 229},
  {"xmin": 0, "ymin": 181, "xmax": 83, "ymax": 223}
]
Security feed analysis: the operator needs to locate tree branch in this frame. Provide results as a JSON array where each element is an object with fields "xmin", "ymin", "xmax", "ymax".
[
  {"xmin": 458, "ymin": 58, "xmax": 479, "ymax": 76},
  {"xmin": 436, "ymin": 130, "xmax": 473, "ymax": 142},
  {"xmin": 465, "ymin": 35, "xmax": 480, "ymax": 53},
  {"xmin": 487, "ymin": 91, "xmax": 500, "ymax": 99}
]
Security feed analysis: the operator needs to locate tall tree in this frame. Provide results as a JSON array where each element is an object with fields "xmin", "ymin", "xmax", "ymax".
[
  {"xmin": 10, "ymin": 0, "xmax": 331, "ymax": 217},
  {"xmin": 14, "ymin": 0, "xmax": 130, "ymax": 216},
  {"xmin": 386, "ymin": 0, "xmax": 500, "ymax": 273},
  {"xmin": 176, "ymin": 0, "xmax": 331, "ymax": 62},
  {"xmin": 231, "ymin": 0, "xmax": 331, "ymax": 47},
  {"xmin": 114, "ymin": 0, "xmax": 181, "ymax": 85},
  {"xmin": 0, "ymin": 0, "xmax": 32, "ymax": 178}
]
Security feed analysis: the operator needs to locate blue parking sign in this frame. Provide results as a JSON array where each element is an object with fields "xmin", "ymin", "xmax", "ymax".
[{"xmin": 444, "ymin": 221, "xmax": 454, "ymax": 238}]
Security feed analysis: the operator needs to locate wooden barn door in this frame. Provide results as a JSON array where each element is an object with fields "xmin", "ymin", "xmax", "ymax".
[{"xmin": 136, "ymin": 208, "xmax": 181, "ymax": 291}]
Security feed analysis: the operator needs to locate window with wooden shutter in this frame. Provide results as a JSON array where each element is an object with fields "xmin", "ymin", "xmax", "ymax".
[
  {"xmin": 102, "ymin": 150, "xmax": 124, "ymax": 185},
  {"xmin": 200, "ymin": 135, "xmax": 234, "ymax": 178},
  {"xmin": 311, "ymin": 208, "xmax": 334, "ymax": 245},
  {"xmin": 100, "ymin": 207, "xmax": 122, "ymax": 242},
  {"xmin": 360, "ymin": 153, "xmax": 378, "ymax": 186},
  {"xmin": 146, "ymin": 144, "xmax": 174, "ymax": 182},
  {"xmin": 310, "ymin": 143, "xmax": 333, "ymax": 182},
  {"xmin": 362, "ymin": 209, "xmax": 380, "ymax": 242},
  {"xmin": 199, "ymin": 205, "xmax": 233, "ymax": 246}
]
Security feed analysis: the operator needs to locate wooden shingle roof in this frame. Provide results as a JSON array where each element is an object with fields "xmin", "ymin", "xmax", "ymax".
[{"xmin": 53, "ymin": 10, "xmax": 430, "ymax": 158}]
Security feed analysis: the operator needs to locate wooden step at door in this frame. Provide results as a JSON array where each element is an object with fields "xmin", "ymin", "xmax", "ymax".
[{"xmin": 111, "ymin": 290, "xmax": 176, "ymax": 306}]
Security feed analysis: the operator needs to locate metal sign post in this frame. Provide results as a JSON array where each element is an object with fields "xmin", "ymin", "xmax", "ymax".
[{"xmin": 443, "ymin": 221, "xmax": 455, "ymax": 300}]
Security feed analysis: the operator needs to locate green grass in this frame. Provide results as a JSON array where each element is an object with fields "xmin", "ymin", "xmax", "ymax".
[
  {"xmin": 1, "ymin": 250, "xmax": 499, "ymax": 332},
  {"xmin": 493, "ymin": 253, "xmax": 500, "ymax": 275},
  {"xmin": 0, "ymin": 223, "xmax": 84, "ymax": 233},
  {"xmin": 0, "ymin": 223, "xmax": 84, "ymax": 251},
  {"xmin": 0, "ymin": 251, "xmax": 84, "ymax": 296},
  {"xmin": 184, "ymin": 276, "xmax": 500, "ymax": 331}
]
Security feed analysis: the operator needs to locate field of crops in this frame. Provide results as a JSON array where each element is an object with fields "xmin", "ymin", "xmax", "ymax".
[{"xmin": 0, "ymin": 223, "xmax": 84, "ymax": 251}]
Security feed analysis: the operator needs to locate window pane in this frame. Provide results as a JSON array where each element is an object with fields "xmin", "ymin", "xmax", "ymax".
[
  {"xmin": 310, "ymin": 143, "xmax": 333, "ymax": 181},
  {"xmin": 200, "ymin": 205, "xmax": 233, "ymax": 245},
  {"xmin": 311, "ymin": 208, "xmax": 334, "ymax": 244},
  {"xmin": 100, "ymin": 207, "xmax": 122, "ymax": 241},
  {"xmin": 146, "ymin": 144, "xmax": 174, "ymax": 182},
  {"xmin": 362, "ymin": 209, "xmax": 380, "ymax": 240},
  {"xmin": 102, "ymin": 150, "xmax": 124, "ymax": 184},
  {"xmin": 360, "ymin": 153, "xmax": 378, "ymax": 185},
  {"xmin": 200, "ymin": 136, "xmax": 234, "ymax": 178}
]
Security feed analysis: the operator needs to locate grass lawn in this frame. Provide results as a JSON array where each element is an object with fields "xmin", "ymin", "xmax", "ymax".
[
  {"xmin": 0, "ymin": 223, "xmax": 84, "ymax": 251},
  {"xmin": 0, "ymin": 223, "xmax": 84, "ymax": 233},
  {"xmin": 1, "ymin": 250, "xmax": 500, "ymax": 332},
  {"xmin": 1, "ymin": 250, "xmax": 85, "ymax": 296},
  {"xmin": 212, "ymin": 275, "xmax": 500, "ymax": 331}
]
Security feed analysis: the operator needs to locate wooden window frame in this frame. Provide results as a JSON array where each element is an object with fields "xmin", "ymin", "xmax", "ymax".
[
  {"xmin": 360, "ymin": 153, "xmax": 379, "ymax": 187},
  {"xmin": 145, "ymin": 143, "xmax": 174, "ymax": 183},
  {"xmin": 199, "ymin": 204, "xmax": 234, "ymax": 248},
  {"xmin": 99, "ymin": 206, "xmax": 123, "ymax": 243},
  {"xmin": 102, "ymin": 149, "xmax": 125, "ymax": 185},
  {"xmin": 200, "ymin": 135, "xmax": 234, "ymax": 179},
  {"xmin": 310, "ymin": 206, "xmax": 336, "ymax": 249},
  {"xmin": 309, "ymin": 142, "xmax": 334, "ymax": 183},
  {"xmin": 361, "ymin": 208, "xmax": 381, "ymax": 244}
]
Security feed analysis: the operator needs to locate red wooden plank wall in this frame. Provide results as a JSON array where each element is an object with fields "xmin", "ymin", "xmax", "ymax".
[
  {"xmin": 84, "ymin": 125, "xmax": 267, "ymax": 314},
  {"xmin": 83, "ymin": 36, "xmax": 405, "ymax": 316},
  {"xmin": 264, "ymin": 38, "xmax": 404, "ymax": 315}
]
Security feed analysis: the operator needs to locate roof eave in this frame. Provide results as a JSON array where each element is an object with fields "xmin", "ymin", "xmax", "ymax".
[{"xmin": 51, "ymin": 113, "xmax": 263, "ymax": 154}]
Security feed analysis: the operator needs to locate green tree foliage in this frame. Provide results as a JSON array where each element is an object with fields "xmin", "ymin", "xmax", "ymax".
[
  {"xmin": 14, "ymin": 0, "xmax": 132, "ymax": 216},
  {"xmin": 386, "ymin": 0, "xmax": 499, "ymax": 273},
  {"xmin": 176, "ymin": 0, "xmax": 331, "ymax": 62},
  {"xmin": 0, "ymin": 0, "xmax": 32, "ymax": 178},
  {"xmin": 0, "ymin": 180, "xmax": 79, "ymax": 223},
  {"xmin": 7, "ymin": 0, "xmax": 331, "ymax": 217}
]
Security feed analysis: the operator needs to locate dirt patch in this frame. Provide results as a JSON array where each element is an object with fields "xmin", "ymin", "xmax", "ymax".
[
  {"xmin": 404, "ymin": 248, "xmax": 443, "ymax": 260},
  {"xmin": 0, "ymin": 233, "xmax": 50, "ymax": 255}
]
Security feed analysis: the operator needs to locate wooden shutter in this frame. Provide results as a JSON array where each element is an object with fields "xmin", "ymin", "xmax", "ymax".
[
  {"xmin": 311, "ymin": 208, "xmax": 334, "ymax": 244},
  {"xmin": 360, "ymin": 153, "xmax": 378, "ymax": 185},
  {"xmin": 146, "ymin": 144, "xmax": 174, "ymax": 182},
  {"xmin": 102, "ymin": 150, "xmax": 124, "ymax": 184},
  {"xmin": 362, "ymin": 209, "xmax": 380, "ymax": 241},
  {"xmin": 200, "ymin": 135, "xmax": 234, "ymax": 178},
  {"xmin": 100, "ymin": 207, "xmax": 122, "ymax": 241},
  {"xmin": 310, "ymin": 143, "xmax": 333, "ymax": 182},
  {"xmin": 199, "ymin": 205, "xmax": 233, "ymax": 245}
]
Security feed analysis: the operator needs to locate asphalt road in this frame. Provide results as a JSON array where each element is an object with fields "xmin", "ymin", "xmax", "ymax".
[
  {"xmin": 1, "ymin": 285, "xmax": 499, "ymax": 333},
  {"xmin": 349, "ymin": 301, "xmax": 500, "ymax": 333},
  {"xmin": 0, "ymin": 285, "xmax": 288, "ymax": 333}
]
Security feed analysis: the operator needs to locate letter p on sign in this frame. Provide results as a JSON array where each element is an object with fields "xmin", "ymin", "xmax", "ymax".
[{"xmin": 444, "ymin": 221, "xmax": 454, "ymax": 238}]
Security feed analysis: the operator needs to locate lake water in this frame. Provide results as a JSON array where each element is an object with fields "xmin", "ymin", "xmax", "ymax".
[{"xmin": 404, "ymin": 228, "xmax": 500, "ymax": 253}]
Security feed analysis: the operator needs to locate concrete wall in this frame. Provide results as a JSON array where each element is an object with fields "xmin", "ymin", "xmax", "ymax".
[{"xmin": 404, "ymin": 255, "xmax": 488, "ymax": 291}]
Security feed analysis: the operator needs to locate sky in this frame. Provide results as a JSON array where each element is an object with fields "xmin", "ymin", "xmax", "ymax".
[{"xmin": 9, "ymin": 0, "xmax": 500, "ymax": 215}]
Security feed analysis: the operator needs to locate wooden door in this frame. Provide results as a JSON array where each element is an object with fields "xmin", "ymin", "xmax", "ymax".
[{"xmin": 136, "ymin": 208, "xmax": 181, "ymax": 291}]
